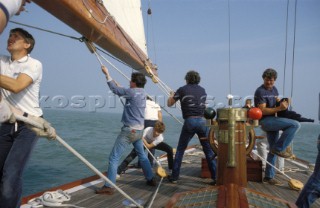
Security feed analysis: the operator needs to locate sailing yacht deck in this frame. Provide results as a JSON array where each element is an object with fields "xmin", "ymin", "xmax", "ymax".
[{"xmin": 22, "ymin": 146, "xmax": 320, "ymax": 208}]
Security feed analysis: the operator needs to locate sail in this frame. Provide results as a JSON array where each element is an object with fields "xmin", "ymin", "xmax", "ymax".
[
  {"xmin": 32, "ymin": 0, "xmax": 157, "ymax": 77},
  {"xmin": 103, "ymin": 0, "xmax": 147, "ymax": 56}
]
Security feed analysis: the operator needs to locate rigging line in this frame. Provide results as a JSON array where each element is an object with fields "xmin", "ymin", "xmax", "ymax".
[
  {"xmin": 283, "ymin": 0, "xmax": 290, "ymax": 96},
  {"xmin": 82, "ymin": 0, "xmax": 108, "ymax": 24},
  {"xmin": 146, "ymin": 177, "xmax": 164, "ymax": 208},
  {"xmin": 15, "ymin": 115, "xmax": 143, "ymax": 208},
  {"xmin": 146, "ymin": 1, "xmax": 158, "ymax": 64},
  {"xmin": 83, "ymin": 0, "xmax": 151, "ymax": 71},
  {"xmin": 98, "ymin": 52, "xmax": 131, "ymax": 81},
  {"xmin": 290, "ymin": 0, "xmax": 298, "ymax": 108},
  {"xmin": 9, "ymin": 20, "xmax": 131, "ymax": 70},
  {"xmin": 151, "ymin": 75, "xmax": 182, "ymax": 110},
  {"xmin": 8, "ymin": 21, "xmax": 82, "ymax": 41},
  {"xmin": 227, "ymin": 0, "xmax": 232, "ymax": 95},
  {"xmin": 94, "ymin": 44, "xmax": 183, "ymax": 123},
  {"xmin": 96, "ymin": 47, "xmax": 131, "ymax": 68}
]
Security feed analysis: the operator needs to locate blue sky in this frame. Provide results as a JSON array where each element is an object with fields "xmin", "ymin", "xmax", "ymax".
[{"xmin": 1, "ymin": 0, "xmax": 319, "ymax": 122}]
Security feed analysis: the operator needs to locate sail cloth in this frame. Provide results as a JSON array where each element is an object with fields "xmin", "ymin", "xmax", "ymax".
[{"xmin": 103, "ymin": 0, "xmax": 148, "ymax": 56}]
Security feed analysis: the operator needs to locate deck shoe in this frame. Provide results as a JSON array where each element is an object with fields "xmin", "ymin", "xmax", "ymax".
[
  {"xmin": 263, "ymin": 177, "xmax": 283, "ymax": 186},
  {"xmin": 270, "ymin": 149, "xmax": 293, "ymax": 158},
  {"xmin": 167, "ymin": 175, "xmax": 177, "ymax": 184},
  {"xmin": 146, "ymin": 177, "xmax": 157, "ymax": 186},
  {"xmin": 95, "ymin": 186, "xmax": 114, "ymax": 195},
  {"xmin": 210, "ymin": 179, "xmax": 217, "ymax": 186},
  {"xmin": 169, "ymin": 178, "xmax": 178, "ymax": 184}
]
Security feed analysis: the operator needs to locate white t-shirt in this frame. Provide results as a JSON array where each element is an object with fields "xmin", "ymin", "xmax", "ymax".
[
  {"xmin": 145, "ymin": 99, "xmax": 161, "ymax": 120},
  {"xmin": 0, "ymin": 55, "xmax": 43, "ymax": 116},
  {"xmin": 143, "ymin": 127, "xmax": 164, "ymax": 146}
]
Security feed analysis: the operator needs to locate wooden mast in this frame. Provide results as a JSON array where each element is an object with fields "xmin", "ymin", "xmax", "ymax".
[{"xmin": 32, "ymin": 0, "xmax": 158, "ymax": 78}]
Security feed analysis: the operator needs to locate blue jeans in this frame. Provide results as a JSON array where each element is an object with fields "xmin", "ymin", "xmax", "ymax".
[
  {"xmin": 0, "ymin": 122, "xmax": 38, "ymax": 208},
  {"xmin": 171, "ymin": 117, "xmax": 216, "ymax": 181},
  {"xmin": 105, "ymin": 126, "xmax": 154, "ymax": 187},
  {"xmin": 296, "ymin": 134, "xmax": 320, "ymax": 208},
  {"xmin": 260, "ymin": 116, "xmax": 300, "ymax": 179}
]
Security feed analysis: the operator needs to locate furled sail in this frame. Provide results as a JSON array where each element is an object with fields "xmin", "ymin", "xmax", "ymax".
[{"xmin": 32, "ymin": 0, "xmax": 157, "ymax": 77}]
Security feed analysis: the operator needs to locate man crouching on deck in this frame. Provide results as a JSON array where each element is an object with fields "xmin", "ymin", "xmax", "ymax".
[{"xmin": 96, "ymin": 65, "xmax": 156, "ymax": 195}]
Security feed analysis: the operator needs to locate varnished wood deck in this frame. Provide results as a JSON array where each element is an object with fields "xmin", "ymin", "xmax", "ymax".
[{"xmin": 22, "ymin": 146, "xmax": 320, "ymax": 208}]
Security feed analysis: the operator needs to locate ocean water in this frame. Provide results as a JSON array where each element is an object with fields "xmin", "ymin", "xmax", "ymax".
[{"xmin": 21, "ymin": 109, "xmax": 320, "ymax": 197}]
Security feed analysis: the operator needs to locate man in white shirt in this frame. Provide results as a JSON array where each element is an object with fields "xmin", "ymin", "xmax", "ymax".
[{"xmin": 0, "ymin": 28, "xmax": 55, "ymax": 207}]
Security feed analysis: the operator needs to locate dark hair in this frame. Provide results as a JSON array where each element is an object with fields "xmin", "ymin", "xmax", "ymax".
[
  {"xmin": 131, "ymin": 72, "xmax": 147, "ymax": 88},
  {"xmin": 185, "ymin": 70, "xmax": 200, "ymax": 84},
  {"xmin": 262, "ymin": 68, "xmax": 277, "ymax": 80},
  {"xmin": 10, "ymin": 28, "xmax": 35, "ymax": 54}
]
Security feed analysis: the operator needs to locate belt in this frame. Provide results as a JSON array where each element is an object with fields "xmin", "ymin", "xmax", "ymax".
[{"xmin": 187, "ymin": 116, "xmax": 203, "ymax": 118}]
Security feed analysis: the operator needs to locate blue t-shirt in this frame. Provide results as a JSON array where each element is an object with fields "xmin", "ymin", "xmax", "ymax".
[
  {"xmin": 254, "ymin": 84, "xmax": 279, "ymax": 118},
  {"xmin": 108, "ymin": 81, "xmax": 146, "ymax": 130},
  {"xmin": 173, "ymin": 84, "xmax": 207, "ymax": 119}
]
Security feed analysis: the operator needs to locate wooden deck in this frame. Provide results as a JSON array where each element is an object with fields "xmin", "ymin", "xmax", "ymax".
[{"xmin": 22, "ymin": 146, "xmax": 320, "ymax": 208}]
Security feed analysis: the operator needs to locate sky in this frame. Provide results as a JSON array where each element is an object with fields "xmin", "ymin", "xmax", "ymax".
[{"xmin": 1, "ymin": 0, "xmax": 320, "ymax": 122}]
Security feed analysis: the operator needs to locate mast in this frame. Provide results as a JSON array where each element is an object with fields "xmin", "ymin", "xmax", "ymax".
[{"xmin": 32, "ymin": 0, "xmax": 157, "ymax": 78}]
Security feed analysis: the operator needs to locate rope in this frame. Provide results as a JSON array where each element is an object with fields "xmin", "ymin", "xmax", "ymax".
[
  {"xmin": 283, "ymin": 0, "xmax": 290, "ymax": 96},
  {"xmin": 146, "ymin": 177, "xmax": 163, "ymax": 208},
  {"xmin": 82, "ymin": 0, "xmax": 109, "ymax": 24},
  {"xmin": 143, "ymin": 143, "xmax": 164, "ymax": 171},
  {"xmin": 227, "ymin": 0, "xmax": 232, "ymax": 95},
  {"xmin": 290, "ymin": 0, "xmax": 298, "ymax": 108},
  {"xmin": 28, "ymin": 190, "xmax": 83, "ymax": 208},
  {"xmin": 251, "ymin": 150, "xmax": 293, "ymax": 180},
  {"xmin": 15, "ymin": 115, "xmax": 143, "ymax": 208},
  {"xmin": 146, "ymin": 1, "xmax": 158, "ymax": 65},
  {"xmin": 86, "ymin": 41, "xmax": 183, "ymax": 124},
  {"xmin": 9, "ymin": 21, "xmax": 82, "ymax": 41}
]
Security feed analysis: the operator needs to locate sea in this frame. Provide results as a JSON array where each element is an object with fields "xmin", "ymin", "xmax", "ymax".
[{"xmin": 17, "ymin": 109, "xmax": 320, "ymax": 197}]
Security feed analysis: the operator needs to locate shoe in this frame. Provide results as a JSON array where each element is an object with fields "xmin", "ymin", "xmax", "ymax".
[
  {"xmin": 95, "ymin": 186, "xmax": 114, "ymax": 195},
  {"xmin": 263, "ymin": 177, "xmax": 283, "ymax": 185},
  {"xmin": 270, "ymin": 149, "xmax": 293, "ymax": 158},
  {"xmin": 167, "ymin": 174, "xmax": 177, "ymax": 184},
  {"xmin": 146, "ymin": 177, "xmax": 157, "ymax": 186},
  {"xmin": 209, "ymin": 179, "xmax": 217, "ymax": 186},
  {"xmin": 168, "ymin": 178, "xmax": 177, "ymax": 184}
]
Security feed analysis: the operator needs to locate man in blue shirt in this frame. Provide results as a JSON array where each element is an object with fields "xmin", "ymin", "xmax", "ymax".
[
  {"xmin": 254, "ymin": 68, "xmax": 300, "ymax": 185},
  {"xmin": 167, "ymin": 70, "xmax": 216, "ymax": 185},
  {"xmin": 96, "ymin": 65, "xmax": 155, "ymax": 195}
]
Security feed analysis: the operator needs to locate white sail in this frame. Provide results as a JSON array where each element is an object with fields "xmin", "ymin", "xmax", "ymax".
[{"xmin": 103, "ymin": 0, "xmax": 148, "ymax": 56}]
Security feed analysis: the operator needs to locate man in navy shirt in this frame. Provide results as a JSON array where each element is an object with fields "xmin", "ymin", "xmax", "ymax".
[
  {"xmin": 254, "ymin": 68, "xmax": 300, "ymax": 185},
  {"xmin": 167, "ymin": 70, "xmax": 216, "ymax": 185}
]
